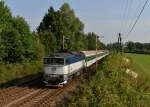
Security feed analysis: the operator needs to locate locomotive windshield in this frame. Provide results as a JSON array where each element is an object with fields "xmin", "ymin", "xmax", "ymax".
[{"xmin": 44, "ymin": 58, "xmax": 64, "ymax": 65}]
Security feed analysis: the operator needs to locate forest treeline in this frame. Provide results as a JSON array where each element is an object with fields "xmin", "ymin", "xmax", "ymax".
[
  {"xmin": 107, "ymin": 42, "xmax": 150, "ymax": 54},
  {"xmin": 125, "ymin": 41, "xmax": 150, "ymax": 54},
  {"xmin": 0, "ymin": 1, "xmax": 105, "ymax": 84}
]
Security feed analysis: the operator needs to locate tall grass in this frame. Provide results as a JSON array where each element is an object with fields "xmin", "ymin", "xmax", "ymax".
[{"xmin": 0, "ymin": 60, "xmax": 43, "ymax": 85}]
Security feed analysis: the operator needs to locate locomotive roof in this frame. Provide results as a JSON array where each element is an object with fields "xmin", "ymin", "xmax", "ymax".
[
  {"xmin": 82, "ymin": 50, "xmax": 105, "ymax": 57},
  {"xmin": 48, "ymin": 52, "xmax": 85, "ymax": 58}
]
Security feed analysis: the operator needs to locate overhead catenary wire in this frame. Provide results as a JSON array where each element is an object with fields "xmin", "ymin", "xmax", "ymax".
[
  {"xmin": 124, "ymin": 0, "xmax": 133, "ymax": 34},
  {"xmin": 124, "ymin": 0, "xmax": 149, "ymax": 39},
  {"xmin": 124, "ymin": 0, "xmax": 142, "ymax": 42},
  {"xmin": 122, "ymin": 0, "xmax": 133, "ymax": 33},
  {"xmin": 127, "ymin": 0, "xmax": 142, "ymax": 33},
  {"xmin": 119, "ymin": 0, "xmax": 134, "ymax": 41},
  {"xmin": 120, "ymin": 0, "xmax": 129, "ymax": 33}
]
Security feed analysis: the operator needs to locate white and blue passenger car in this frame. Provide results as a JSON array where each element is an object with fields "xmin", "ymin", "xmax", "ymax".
[{"xmin": 43, "ymin": 51, "xmax": 109, "ymax": 86}]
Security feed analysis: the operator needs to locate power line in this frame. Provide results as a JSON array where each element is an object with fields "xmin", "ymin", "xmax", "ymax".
[
  {"xmin": 124, "ymin": 0, "xmax": 142, "ymax": 42},
  {"xmin": 124, "ymin": 0, "xmax": 149, "ymax": 39},
  {"xmin": 126, "ymin": 0, "xmax": 142, "ymax": 36},
  {"xmin": 120, "ymin": 0, "xmax": 133, "ymax": 36},
  {"xmin": 120, "ymin": 0, "xmax": 129, "ymax": 33},
  {"xmin": 124, "ymin": 0, "xmax": 133, "ymax": 33}
]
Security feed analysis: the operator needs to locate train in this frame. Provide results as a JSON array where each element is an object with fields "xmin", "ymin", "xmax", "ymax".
[{"xmin": 43, "ymin": 50, "xmax": 109, "ymax": 86}]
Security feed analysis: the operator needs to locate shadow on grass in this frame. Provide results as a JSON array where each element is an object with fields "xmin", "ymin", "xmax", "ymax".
[
  {"xmin": 0, "ymin": 72, "xmax": 44, "ymax": 88},
  {"xmin": 0, "ymin": 72, "xmax": 65, "ymax": 90}
]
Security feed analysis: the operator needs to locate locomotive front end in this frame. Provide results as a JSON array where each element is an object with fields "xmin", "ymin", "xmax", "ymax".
[{"xmin": 43, "ymin": 57, "xmax": 68, "ymax": 86}]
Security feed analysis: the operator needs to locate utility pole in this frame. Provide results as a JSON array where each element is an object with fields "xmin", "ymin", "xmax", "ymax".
[
  {"xmin": 63, "ymin": 35, "xmax": 65, "ymax": 51},
  {"xmin": 95, "ymin": 35, "xmax": 104, "ymax": 70},
  {"xmin": 62, "ymin": 35, "xmax": 70, "ymax": 51},
  {"xmin": 118, "ymin": 33, "xmax": 122, "ymax": 53},
  {"xmin": 96, "ymin": 35, "xmax": 98, "ymax": 69}
]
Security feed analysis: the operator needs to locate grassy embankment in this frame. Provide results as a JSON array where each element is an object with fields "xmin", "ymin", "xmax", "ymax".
[
  {"xmin": 126, "ymin": 53, "xmax": 150, "ymax": 85},
  {"xmin": 63, "ymin": 54, "xmax": 150, "ymax": 107},
  {"xmin": 0, "ymin": 61, "xmax": 43, "ymax": 86}
]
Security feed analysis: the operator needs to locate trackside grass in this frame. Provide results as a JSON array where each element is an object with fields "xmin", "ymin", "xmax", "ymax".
[
  {"xmin": 0, "ymin": 61, "xmax": 43, "ymax": 87},
  {"xmin": 126, "ymin": 53, "xmax": 150, "ymax": 84},
  {"xmin": 62, "ymin": 54, "xmax": 150, "ymax": 107}
]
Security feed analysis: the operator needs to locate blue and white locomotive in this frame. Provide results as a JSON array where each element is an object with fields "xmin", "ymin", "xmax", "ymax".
[{"xmin": 43, "ymin": 50, "xmax": 109, "ymax": 86}]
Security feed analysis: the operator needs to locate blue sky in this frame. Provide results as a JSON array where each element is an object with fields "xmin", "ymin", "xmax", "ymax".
[{"xmin": 5, "ymin": 0, "xmax": 150, "ymax": 44}]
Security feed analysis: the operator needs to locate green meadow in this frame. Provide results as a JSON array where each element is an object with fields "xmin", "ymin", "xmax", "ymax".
[{"xmin": 126, "ymin": 53, "xmax": 150, "ymax": 84}]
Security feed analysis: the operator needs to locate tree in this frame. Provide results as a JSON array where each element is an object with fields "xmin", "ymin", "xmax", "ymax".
[
  {"xmin": 38, "ymin": 31, "xmax": 57, "ymax": 55},
  {"xmin": 12, "ymin": 16, "xmax": 40, "ymax": 60},
  {"xmin": 0, "ymin": 35, "xmax": 5, "ymax": 62},
  {"xmin": 135, "ymin": 42, "xmax": 143, "ymax": 50},
  {"xmin": 0, "ymin": 1, "xmax": 15, "ymax": 62},
  {"xmin": 37, "ymin": 7, "xmax": 56, "ymax": 32},
  {"xmin": 87, "ymin": 32, "xmax": 96, "ymax": 50},
  {"xmin": 59, "ymin": 3, "xmax": 84, "ymax": 50},
  {"xmin": 73, "ymin": 32, "xmax": 87, "ymax": 51},
  {"xmin": 1, "ymin": 28, "xmax": 23, "ymax": 63},
  {"xmin": 37, "ymin": 3, "xmax": 106, "ymax": 54},
  {"xmin": 0, "ymin": 1, "xmax": 44, "ymax": 63},
  {"xmin": 12, "ymin": 16, "xmax": 30, "ymax": 35},
  {"xmin": 37, "ymin": 3, "xmax": 85, "ymax": 53},
  {"xmin": 37, "ymin": 7, "xmax": 62, "ymax": 52},
  {"xmin": 124, "ymin": 41, "xmax": 150, "ymax": 54},
  {"xmin": 107, "ymin": 42, "xmax": 119, "ymax": 51},
  {"xmin": 0, "ymin": 1, "xmax": 12, "ymax": 32},
  {"xmin": 97, "ymin": 41, "xmax": 106, "ymax": 50},
  {"xmin": 144, "ymin": 43, "xmax": 150, "ymax": 51},
  {"xmin": 126, "ymin": 41, "xmax": 135, "ymax": 52}
]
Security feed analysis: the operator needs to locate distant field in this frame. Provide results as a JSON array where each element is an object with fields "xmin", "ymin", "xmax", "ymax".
[{"xmin": 126, "ymin": 53, "xmax": 150, "ymax": 83}]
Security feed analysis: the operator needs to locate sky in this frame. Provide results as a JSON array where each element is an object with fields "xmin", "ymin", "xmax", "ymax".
[{"xmin": 5, "ymin": 0, "xmax": 150, "ymax": 44}]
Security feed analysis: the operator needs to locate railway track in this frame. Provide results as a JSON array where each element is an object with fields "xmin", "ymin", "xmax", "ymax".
[
  {"xmin": 3, "ymin": 88, "xmax": 55, "ymax": 107},
  {"xmin": 0, "ymin": 87, "xmax": 36, "ymax": 106},
  {"xmin": 0, "ymin": 76, "xmax": 43, "ymax": 107},
  {"xmin": 32, "ymin": 78, "xmax": 78, "ymax": 107},
  {"xmin": 0, "ymin": 75, "xmax": 80, "ymax": 107}
]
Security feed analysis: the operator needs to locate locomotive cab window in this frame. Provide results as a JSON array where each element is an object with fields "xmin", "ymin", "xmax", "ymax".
[{"xmin": 44, "ymin": 58, "xmax": 64, "ymax": 65}]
